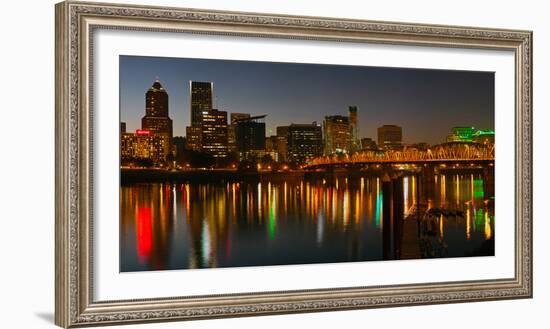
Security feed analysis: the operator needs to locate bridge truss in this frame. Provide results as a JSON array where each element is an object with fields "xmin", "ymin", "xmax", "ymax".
[{"xmin": 306, "ymin": 142, "xmax": 494, "ymax": 167}]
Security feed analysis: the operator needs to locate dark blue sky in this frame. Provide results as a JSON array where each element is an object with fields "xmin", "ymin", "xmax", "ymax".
[{"xmin": 120, "ymin": 55, "xmax": 494, "ymax": 145}]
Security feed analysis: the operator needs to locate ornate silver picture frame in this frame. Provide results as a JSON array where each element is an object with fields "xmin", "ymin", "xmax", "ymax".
[{"xmin": 55, "ymin": 1, "xmax": 532, "ymax": 327}]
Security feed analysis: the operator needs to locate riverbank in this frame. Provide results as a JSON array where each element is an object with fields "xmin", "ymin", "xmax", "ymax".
[{"xmin": 120, "ymin": 168, "xmax": 306, "ymax": 184}]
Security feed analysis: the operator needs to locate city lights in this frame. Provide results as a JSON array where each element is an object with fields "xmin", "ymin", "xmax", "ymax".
[
  {"xmin": 121, "ymin": 79, "xmax": 494, "ymax": 173},
  {"xmin": 119, "ymin": 62, "xmax": 495, "ymax": 273}
]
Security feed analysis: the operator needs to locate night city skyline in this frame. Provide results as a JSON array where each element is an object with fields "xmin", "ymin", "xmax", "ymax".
[
  {"xmin": 119, "ymin": 54, "xmax": 496, "ymax": 272},
  {"xmin": 120, "ymin": 55, "xmax": 494, "ymax": 146}
]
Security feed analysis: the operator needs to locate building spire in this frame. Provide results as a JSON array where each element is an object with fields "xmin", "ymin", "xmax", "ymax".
[{"xmin": 150, "ymin": 77, "xmax": 164, "ymax": 91}]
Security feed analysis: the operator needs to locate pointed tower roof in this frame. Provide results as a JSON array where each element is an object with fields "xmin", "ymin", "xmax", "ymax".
[{"xmin": 149, "ymin": 78, "xmax": 165, "ymax": 92}]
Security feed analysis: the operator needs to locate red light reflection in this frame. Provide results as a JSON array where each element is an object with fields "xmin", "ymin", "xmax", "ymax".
[{"xmin": 137, "ymin": 207, "xmax": 152, "ymax": 263}]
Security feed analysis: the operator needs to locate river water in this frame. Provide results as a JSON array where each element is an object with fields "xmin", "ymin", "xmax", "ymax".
[{"xmin": 120, "ymin": 172, "xmax": 494, "ymax": 272}]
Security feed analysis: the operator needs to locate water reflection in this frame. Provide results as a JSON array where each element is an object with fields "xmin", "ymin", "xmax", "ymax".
[{"xmin": 120, "ymin": 172, "xmax": 494, "ymax": 272}]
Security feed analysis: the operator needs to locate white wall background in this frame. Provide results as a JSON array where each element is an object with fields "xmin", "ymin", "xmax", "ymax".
[{"xmin": 0, "ymin": 0, "xmax": 546, "ymax": 328}]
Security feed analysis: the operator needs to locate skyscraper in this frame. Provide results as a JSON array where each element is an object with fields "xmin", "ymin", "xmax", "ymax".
[
  {"xmin": 185, "ymin": 126, "xmax": 202, "ymax": 151},
  {"xmin": 186, "ymin": 81, "xmax": 214, "ymax": 151},
  {"xmin": 377, "ymin": 125, "xmax": 403, "ymax": 150},
  {"xmin": 141, "ymin": 79, "xmax": 173, "ymax": 158},
  {"xmin": 348, "ymin": 106, "xmax": 360, "ymax": 152},
  {"xmin": 323, "ymin": 115, "xmax": 351, "ymax": 154},
  {"xmin": 265, "ymin": 135, "xmax": 279, "ymax": 162},
  {"xmin": 287, "ymin": 123, "xmax": 323, "ymax": 165},
  {"xmin": 228, "ymin": 113, "xmax": 251, "ymax": 153},
  {"xmin": 200, "ymin": 109, "xmax": 228, "ymax": 157},
  {"xmin": 235, "ymin": 115, "xmax": 266, "ymax": 160},
  {"xmin": 190, "ymin": 81, "xmax": 213, "ymax": 126},
  {"xmin": 276, "ymin": 126, "xmax": 289, "ymax": 162}
]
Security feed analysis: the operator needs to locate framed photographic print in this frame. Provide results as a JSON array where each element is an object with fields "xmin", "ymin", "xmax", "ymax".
[{"xmin": 55, "ymin": 1, "xmax": 532, "ymax": 327}]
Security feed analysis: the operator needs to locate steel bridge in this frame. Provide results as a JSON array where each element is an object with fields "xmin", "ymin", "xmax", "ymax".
[{"xmin": 304, "ymin": 142, "xmax": 494, "ymax": 169}]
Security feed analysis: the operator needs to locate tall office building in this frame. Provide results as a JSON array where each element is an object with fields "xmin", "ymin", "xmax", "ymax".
[
  {"xmin": 377, "ymin": 125, "xmax": 403, "ymax": 150},
  {"xmin": 190, "ymin": 81, "xmax": 213, "ymax": 126},
  {"xmin": 323, "ymin": 115, "xmax": 351, "ymax": 154},
  {"xmin": 141, "ymin": 79, "xmax": 173, "ymax": 159},
  {"xmin": 287, "ymin": 123, "xmax": 323, "ymax": 165},
  {"xmin": 276, "ymin": 126, "xmax": 289, "ymax": 162},
  {"xmin": 185, "ymin": 126, "xmax": 202, "ymax": 151},
  {"xmin": 265, "ymin": 135, "xmax": 279, "ymax": 162},
  {"xmin": 348, "ymin": 106, "xmax": 361, "ymax": 152},
  {"xmin": 200, "ymin": 109, "xmax": 228, "ymax": 157},
  {"xmin": 228, "ymin": 113, "xmax": 251, "ymax": 153},
  {"xmin": 186, "ymin": 81, "xmax": 214, "ymax": 151},
  {"xmin": 235, "ymin": 115, "xmax": 266, "ymax": 160}
]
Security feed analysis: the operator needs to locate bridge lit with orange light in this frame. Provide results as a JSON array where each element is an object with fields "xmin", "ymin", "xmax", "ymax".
[{"xmin": 305, "ymin": 142, "xmax": 494, "ymax": 169}]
